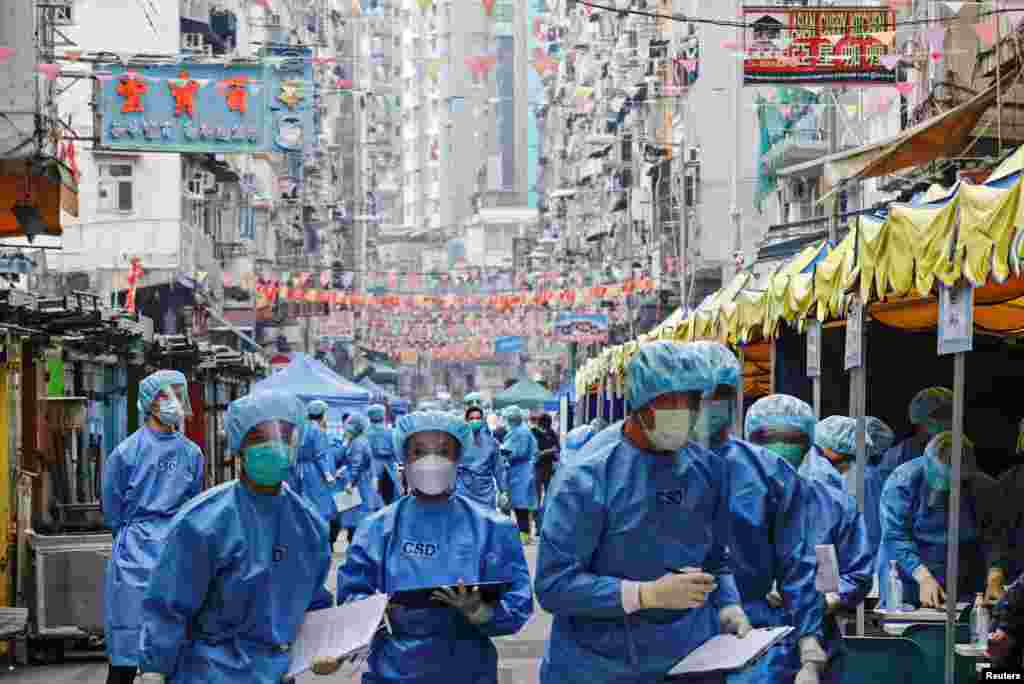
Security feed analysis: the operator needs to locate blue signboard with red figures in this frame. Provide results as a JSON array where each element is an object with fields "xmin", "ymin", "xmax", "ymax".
[{"xmin": 96, "ymin": 49, "xmax": 314, "ymax": 154}]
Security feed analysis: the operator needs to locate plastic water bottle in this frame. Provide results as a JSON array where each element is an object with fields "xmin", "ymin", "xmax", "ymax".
[
  {"xmin": 971, "ymin": 593, "xmax": 990, "ymax": 647},
  {"xmin": 886, "ymin": 561, "xmax": 903, "ymax": 611}
]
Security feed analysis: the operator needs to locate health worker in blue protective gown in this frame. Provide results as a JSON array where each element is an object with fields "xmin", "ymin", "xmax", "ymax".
[
  {"xmin": 366, "ymin": 404, "xmax": 403, "ymax": 507},
  {"xmin": 536, "ymin": 341, "xmax": 750, "ymax": 684},
  {"xmin": 792, "ymin": 415, "xmax": 876, "ymax": 683},
  {"xmin": 877, "ymin": 387, "xmax": 953, "ymax": 483},
  {"xmin": 558, "ymin": 418, "xmax": 605, "ymax": 470},
  {"xmin": 137, "ymin": 390, "xmax": 333, "ymax": 684},
  {"xmin": 286, "ymin": 400, "xmax": 340, "ymax": 549},
  {"xmin": 802, "ymin": 415, "xmax": 890, "ymax": 565},
  {"xmin": 456, "ymin": 404, "xmax": 507, "ymax": 509},
  {"xmin": 878, "ymin": 431, "xmax": 1002, "ymax": 608},
  {"xmin": 337, "ymin": 414, "xmax": 374, "ymax": 541},
  {"xmin": 688, "ymin": 343, "xmax": 828, "ymax": 684},
  {"xmin": 312, "ymin": 410, "xmax": 533, "ymax": 683},
  {"xmin": 500, "ymin": 406, "xmax": 538, "ymax": 545},
  {"xmin": 102, "ymin": 370, "xmax": 204, "ymax": 684}
]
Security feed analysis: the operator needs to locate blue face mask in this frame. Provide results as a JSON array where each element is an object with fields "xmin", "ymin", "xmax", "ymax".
[
  {"xmin": 694, "ymin": 400, "xmax": 733, "ymax": 442},
  {"xmin": 925, "ymin": 453, "xmax": 951, "ymax": 492},
  {"xmin": 243, "ymin": 441, "xmax": 291, "ymax": 487},
  {"xmin": 764, "ymin": 442, "xmax": 806, "ymax": 467}
]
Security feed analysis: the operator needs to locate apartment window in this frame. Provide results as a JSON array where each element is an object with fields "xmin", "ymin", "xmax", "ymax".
[{"xmin": 97, "ymin": 162, "xmax": 134, "ymax": 212}]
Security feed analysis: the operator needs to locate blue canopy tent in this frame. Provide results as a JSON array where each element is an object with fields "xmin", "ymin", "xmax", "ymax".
[{"xmin": 253, "ymin": 353, "xmax": 370, "ymax": 436}]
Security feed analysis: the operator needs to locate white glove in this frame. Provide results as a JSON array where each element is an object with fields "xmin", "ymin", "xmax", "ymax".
[
  {"xmin": 498, "ymin": 491, "xmax": 510, "ymax": 511},
  {"xmin": 795, "ymin": 662, "xmax": 823, "ymax": 684},
  {"xmin": 825, "ymin": 592, "xmax": 841, "ymax": 614},
  {"xmin": 431, "ymin": 581, "xmax": 494, "ymax": 625},
  {"xmin": 139, "ymin": 674, "xmax": 166, "ymax": 684},
  {"xmin": 766, "ymin": 589, "xmax": 784, "ymax": 608},
  {"xmin": 639, "ymin": 569, "xmax": 717, "ymax": 610},
  {"xmin": 719, "ymin": 605, "xmax": 752, "ymax": 637}
]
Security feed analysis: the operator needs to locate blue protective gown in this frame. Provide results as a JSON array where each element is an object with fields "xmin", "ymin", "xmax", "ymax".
[
  {"xmin": 456, "ymin": 428, "xmax": 506, "ymax": 508},
  {"xmin": 501, "ymin": 424, "xmax": 538, "ymax": 510},
  {"xmin": 336, "ymin": 494, "xmax": 533, "ymax": 684},
  {"xmin": 102, "ymin": 426, "xmax": 204, "ymax": 666},
  {"xmin": 366, "ymin": 423, "xmax": 402, "ymax": 509},
  {"xmin": 339, "ymin": 435, "xmax": 375, "ymax": 529},
  {"xmin": 991, "ymin": 466, "xmax": 1024, "ymax": 582},
  {"xmin": 535, "ymin": 437, "xmax": 741, "ymax": 684},
  {"xmin": 800, "ymin": 478, "xmax": 874, "ymax": 684},
  {"xmin": 713, "ymin": 438, "xmax": 823, "ymax": 684},
  {"xmin": 877, "ymin": 436, "xmax": 926, "ymax": 485},
  {"xmin": 138, "ymin": 481, "xmax": 334, "ymax": 683},
  {"xmin": 286, "ymin": 423, "xmax": 337, "ymax": 525},
  {"xmin": 800, "ymin": 446, "xmax": 886, "ymax": 558},
  {"xmin": 878, "ymin": 457, "xmax": 990, "ymax": 607}
]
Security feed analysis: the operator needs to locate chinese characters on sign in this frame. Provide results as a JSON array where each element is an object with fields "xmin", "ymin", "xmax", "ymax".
[
  {"xmin": 844, "ymin": 297, "xmax": 863, "ymax": 371},
  {"xmin": 743, "ymin": 6, "xmax": 896, "ymax": 85},
  {"xmin": 806, "ymin": 320, "xmax": 821, "ymax": 378},
  {"xmin": 98, "ymin": 52, "xmax": 313, "ymax": 154},
  {"xmin": 938, "ymin": 282, "xmax": 974, "ymax": 356}
]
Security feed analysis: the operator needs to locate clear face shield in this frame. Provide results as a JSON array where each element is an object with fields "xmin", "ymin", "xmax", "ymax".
[
  {"xmin": 241, "ymin": 419, "xmax": 301, "ymax": 464},
  {"xmin": 690, "ymin": 386, "xmax": 738, "ymax": 450},
  {"xmin": 156, "ymin": 382, "xmax": 193, "ymax": 417}
]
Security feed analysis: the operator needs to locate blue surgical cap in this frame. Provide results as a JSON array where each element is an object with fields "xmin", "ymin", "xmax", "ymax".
[
  {"xmin": 745, "ymin": 394, "xmax": 816, "ymax": 441},
  {"xmin": 814, "ymin": 416, "xmax": 866, "ymax": 456},
  {"xmin": 909, "ymin": 387, "xmax": 954, "ymax": 424},
  {"xmin": 503, "ymin": 406, "xmax": 525, "ymax": 421},
  {"xmin": 367, "ymin": 404, "xmax": 386, "ymax": 421},
  {"xmin": 464, "ymin": 391, "xmax": 483, "ymax": 406},
  {"xmin": 866, "ymin": 416, "xmax": 895, "ymax": 458},
  {"xmin": 565, "ymin": 424, "xmax": 596, "ymax": 450},
  {"xmin": 590, "ymin": 417, "xmax": 608, "ymax": 431},
  {"xmin": 345, "ymin": 414, "xmax": 368, "ymax": 436},
  {"xmin": 226, "ymin": 390, "xmax": 306, "ymax": 455},
  {"xmin": 925, "ymin": 430, "xmax": 976, "ymax": 472},
  {"xmin": 138, "ymin": 369, "xmax": 187, "ymax": 414},
  {"xmin": 689, "ymin": 341, "xmax": 741, "ymax": 392},
  {"xmin": 393, "ymin": 410, "xmax": 471, "ymax": 461},
  {"xmin": 307, "ymin": 399, "xmax": 328, "ymax": 418},
  {"xmin": 626, "ymin": 341, "xmax": 713, "ymax": 411}
]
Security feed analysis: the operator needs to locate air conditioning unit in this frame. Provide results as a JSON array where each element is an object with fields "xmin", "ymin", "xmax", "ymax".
[
  {"xmin": 52, "ymin": 0, "xmax": 74, "ymax": 25},
  {"xmin": 687, "ymin": 146, "xmax": 701, "ymax": 164},
  {"xmin": 202, "ymin": 171, "xmax": 217, "ymax": 191}
]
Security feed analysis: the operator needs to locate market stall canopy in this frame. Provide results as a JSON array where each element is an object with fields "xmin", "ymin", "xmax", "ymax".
[
  {"xmin": 253, "ymin": 352, "xmax": 370, "ymax": 410},
  {"xmin": 574, "ymin": 140, "xmax": 1024, "ymax": 393},
  {"xmin": 493, "ymin": 378, "xmax": 555, "ymax": 411},
  {"xmin": 821, "ymin": 67, "xmax": 1021, "ymax": 201}
]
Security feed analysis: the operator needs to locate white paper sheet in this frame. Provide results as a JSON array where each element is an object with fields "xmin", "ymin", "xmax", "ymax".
[
  {"xmin": 334, "ymin": 486, "xmax": 362, "ymax": 512},
  {"xmin": 667, "ymin": 626, "xmax": 793, "ymax": 677},
  {"xmin": 286, "ymin": 593, "xmax": 389, "ymax": 678},
  {"xmin": 814, "ymin": 544, "xmax": 840, "ymax": 593}
]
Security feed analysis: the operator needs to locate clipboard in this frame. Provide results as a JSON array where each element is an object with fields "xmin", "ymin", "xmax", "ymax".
[
  {"xmin": 389, "ymin": 581, "xmax": 513, "ymax": 609},
  {"xmin": 666, "ymin": 626, "xmax": 793, "ymax": 678},
  {"xmin": 334, "ymin": 486, "xmax": 362, "ymax": 512}
]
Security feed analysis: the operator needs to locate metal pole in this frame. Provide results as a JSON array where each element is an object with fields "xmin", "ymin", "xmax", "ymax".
[
  {"xmin": 735, "ymin": 346, "xmax": 745, "ymax": 436},
  {"xmin": 996, "ymin": 2, "xmax": 1003, "ymax": 156},
  {"xmin": 730, "ymin": 0, "xmax": 743, "ymax": 271},
  {"xmin": 828, "ymin": 91, "xmax": 839, "ymax": 245},
  {"xmin": 944, "ymin": 351, "xmax": 966, "ymax": 684},
  {"xmin": 852, "ymin": 316, "xmax": 868, "ymax": 636},
  {"xmin": 680, "ymin": 169, "xmax": 690, "ymax": 311}
]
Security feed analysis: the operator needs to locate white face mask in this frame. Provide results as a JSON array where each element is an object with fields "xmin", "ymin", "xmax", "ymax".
[
  {"xmin": 643, "ymin": 409, "xmax": 694, "ymax": 452},
  {"xmin": 406, "ymin": 453, "xmax": 457, "ymax": 496}
]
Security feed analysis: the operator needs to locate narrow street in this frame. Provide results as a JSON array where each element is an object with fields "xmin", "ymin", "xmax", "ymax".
[{"xmin": 0, "ymin": 546, "xmax": 548, "ymax": 684}]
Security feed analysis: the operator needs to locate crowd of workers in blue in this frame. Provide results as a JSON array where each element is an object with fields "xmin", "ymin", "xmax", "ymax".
[{"xmin": 97, "ymin": 341, "xmax": 1024, "ymax": 684}]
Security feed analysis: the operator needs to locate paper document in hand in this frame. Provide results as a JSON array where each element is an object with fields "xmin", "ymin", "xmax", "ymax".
[
  {"xmin": 667, "ymin": 626, "xmax": 793, "ymax": 677},
  {"xmin": 815, "ymin": 544, "xmax": 840, "ymax": 593},
  {"xmin": 285, "ymin": 593, "xmax": 389, "ymax": 678},
  {"xmin": 334, "ymin": 486, "xmax": 362, "ymax": 512}
]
